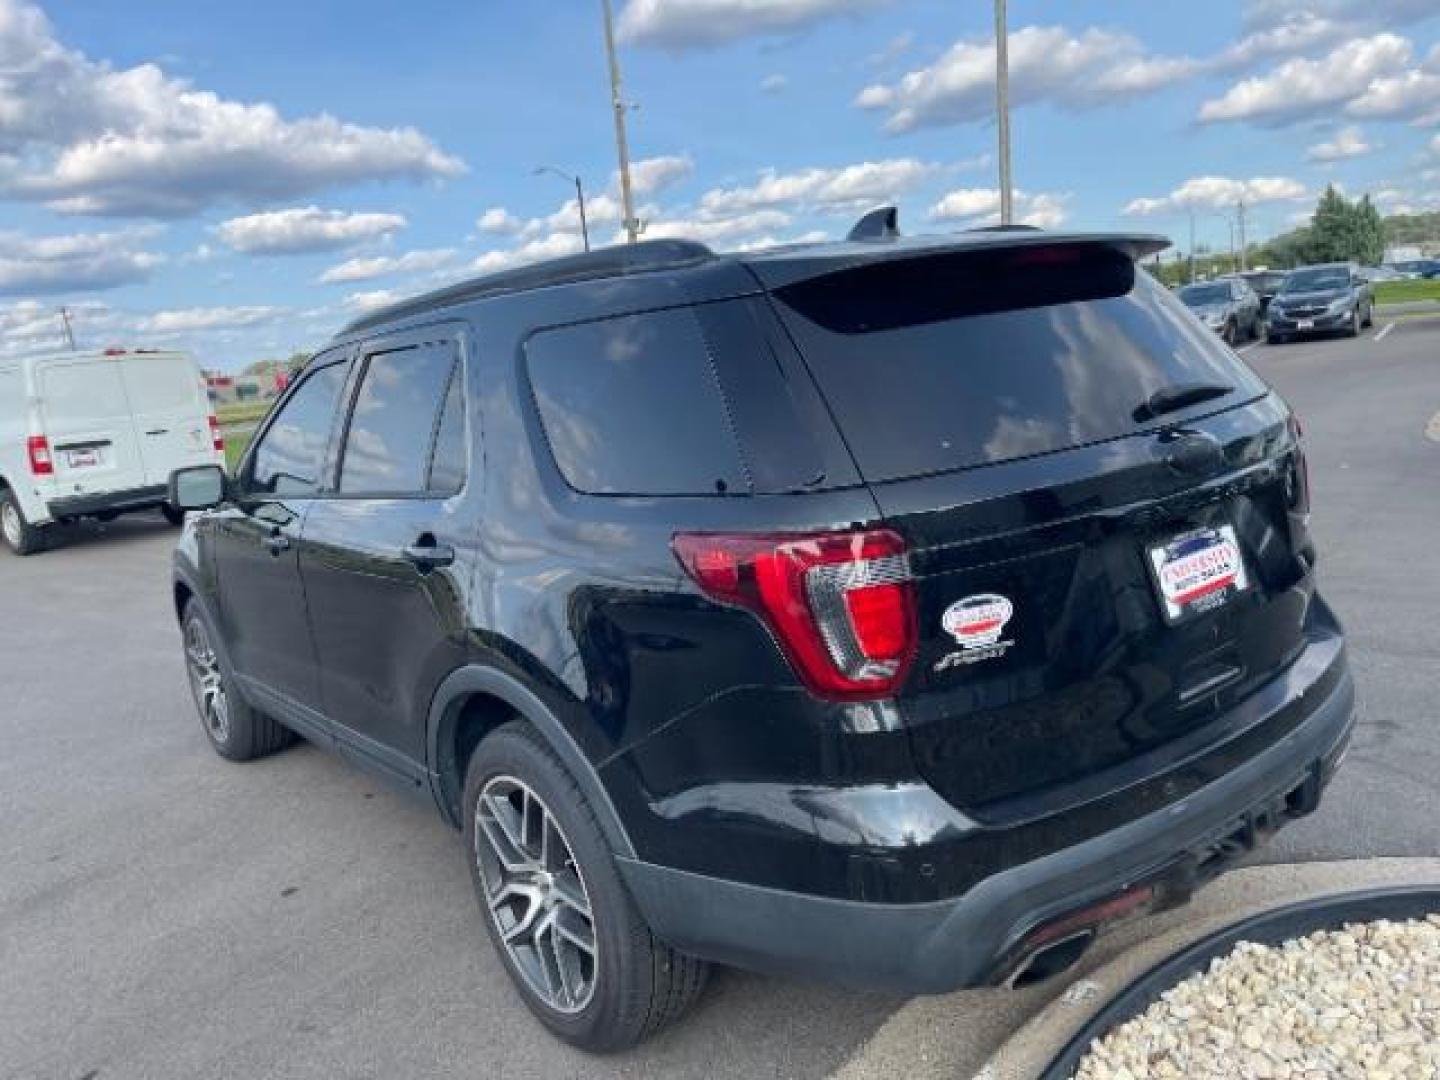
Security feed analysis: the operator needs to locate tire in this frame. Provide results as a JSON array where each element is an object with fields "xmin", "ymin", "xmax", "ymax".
[
  {"xmin": 161, "ymin": 504, "xmax": 186, "ymax": 527},
  {"xmin": 1266, "ymin": 330, "xmax": 1287, "ymax": 345},
  {"xmin": 0, "ymin": 487, "xmax": 45, "ymax": 556},
  {"xmin": 1222, "ymin": 320, "xmax": 1236, "ymax": 347},
  {"xmin": 181, "ymin": 600, "xmax": 292, "ymax": 761},
  {"xmin": 1345, "ymin": 308, "xmax": 1361, "ymax": 338},
  {"xmin": 462, "ymin": 723, "xmax": 709, "ymax": 1052},
  {"xmin": 1362, "ymin": 304, "xmax": 1374, "ymax": 329}
]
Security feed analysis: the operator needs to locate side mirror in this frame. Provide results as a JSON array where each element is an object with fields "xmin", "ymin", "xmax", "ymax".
[{"xmin": 169, "ymin": 464, "xmax": 228, "ymax": 512}]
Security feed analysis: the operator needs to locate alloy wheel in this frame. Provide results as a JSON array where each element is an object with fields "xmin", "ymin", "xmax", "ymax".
[
  {"xmin": 184, "ymin": 617, "xmax": 230, "ymax": 744},
  {"xmin": 474, "ymin": 776, "xmax": 598, "ymax": 1014}
]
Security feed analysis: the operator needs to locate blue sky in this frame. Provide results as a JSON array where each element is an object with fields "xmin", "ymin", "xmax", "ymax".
[{"xmin": 2, "ymin": 0, "xmax": 1437, "ymax": 370}]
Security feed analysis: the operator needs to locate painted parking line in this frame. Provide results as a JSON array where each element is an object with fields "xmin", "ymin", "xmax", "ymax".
[
  {"xmin": 1375, "ymin": 322, "xmax": 1396, "ymax": 342},
  {"xmin": 1237, "ymin": 342, "xmax": 1260, "ymax": 354}
]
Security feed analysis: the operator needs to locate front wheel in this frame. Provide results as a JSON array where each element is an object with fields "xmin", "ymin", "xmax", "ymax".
[
  {"xmin": 1362, "ymin": 304, "xmax": 1374, "ymax": 329},
  {"xmin": 182, "ymin": 601, "xmax": 292, "ymax": 760},
  {"xmin": 1222, "ymin": 320, "xmax": 1237, "ymax": 346},
  {"xmin": 0, "ymin": 488, "xmax": 45, "ymax": 556},
  {"xmin": 1345, "ymin": 308, "xmax": 1361, "ymax": 337},
  {"xmin": 463, "ymin": 723, "xmax": 709, "ymax": 1051}
]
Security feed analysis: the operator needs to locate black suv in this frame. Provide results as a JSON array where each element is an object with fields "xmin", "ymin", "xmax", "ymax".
[{"xmin": 170, "ymin": 224, "xmax": 1354, "ymax": 1051}]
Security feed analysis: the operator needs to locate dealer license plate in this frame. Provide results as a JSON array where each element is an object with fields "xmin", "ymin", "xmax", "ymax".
[{"xmin": 1147, "ymin": 525, "xmax": 1249, "ymax": 623}]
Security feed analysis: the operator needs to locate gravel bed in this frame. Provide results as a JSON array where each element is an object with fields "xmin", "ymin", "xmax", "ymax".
[{"xmin": 1072, "ymin": 915, "xmax": 1440, "ymax": 1080}]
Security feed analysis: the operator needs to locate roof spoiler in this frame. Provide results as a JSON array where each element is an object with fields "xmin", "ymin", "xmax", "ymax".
[{"xmin": 848, "ymin": 206, "xmax": 900, "ymax": 242}]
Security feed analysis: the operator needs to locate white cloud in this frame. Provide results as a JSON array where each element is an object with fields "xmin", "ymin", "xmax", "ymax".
[
  {"xmin": 644, "ymin": 209, "xmax": 793, "ymax": 245},
  {"xmin": 928, "ymin": 189, "xmax": 1071, "ymax": 229},
  {"xmin": 865, "ymin": 31, "xmax": 914, "ymax": 68},
  {"xmin": 0, "ymin": 228, "xmax": 162, "ymax": 296},
  {"xmin": 471, "ymin": 232, "xmax": 588, "ymax": 275},
  {"xmin": 732, "ymin": 230, "xmax": 829, "ymax": 251},
  {"xmin": 617, "ymin": 0, "xmax": 889, "ymax": 49},
  {"xmin": 1122, "ymin": 176, "xmax": 1308, "ymax": 216},
  {"xmin": 1345, "ymin": 67, "xmax": 1440, "ymax": 120},
  {"xmin": 697, "ymin": 158, "xmax": 939, "ymax": 217},
  {"xmin": 857, "ymin": 26, "xmax": 1197, "ymax": 133},
  {"xmin": 760, "ymin": 73, "xmax": 788, "ymax": 94},
  {"xmin": 625, "ymin": 154, "xmax": 694, "ymax": 196},
  {"xmin": 1197, "ymin": 34, "xmax": 1416, "ymax": 125},
  {"xmin": 1242, "ymin": 0, "xmax": 1440, "ymax": 31},
  {"xmin": 216, "ymin": 207, "xmax": 407, "ymax": 255},
  {"xmin": 1211, "ymin": 14, "xmax": 1352, "ymax": 72},
  {"xmin": 139, "ymin": 306, "xmax": 283, "ymax": 333},
  {"xmin": 477, "ymin": 207, "xmax": 525, "ymax": 235},
  {"xmin": 0, "ymin": 0, "xmax": 464, "ymax": 217},
  {"xmin": 1306, "ymin": 126, "xmax": 1374, "ymax": 162},
  {"xmin": 319, "ymin": 248, "xmax": 457, "ymax": 284},
  {"xmin": 344, "ymin": 289, "xmax": 405, "ymax": 313}
]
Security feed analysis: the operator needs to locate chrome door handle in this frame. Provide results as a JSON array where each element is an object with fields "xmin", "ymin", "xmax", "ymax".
[
  {"xmin": 402, "ymin": 541, "xmax": 455, "ymax": 571},
  {"xmin": 263, "ymin": 532, "xmax": 291, "ymax": 555}
]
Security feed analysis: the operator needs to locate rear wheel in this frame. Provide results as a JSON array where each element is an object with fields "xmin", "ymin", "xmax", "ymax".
[
  {"xmin": 0, "ymin": 488, "xmax": 45, "ymax": 556},
  {"xmin": 463, "ymin": 723, "xmax": 709, "ymax": 1051},
  {"xmin": 182, "ymin": 600, "xmax": 292, "ymax": 760}
]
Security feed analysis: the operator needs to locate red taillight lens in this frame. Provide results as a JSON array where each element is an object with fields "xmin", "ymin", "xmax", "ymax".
[
  {"xmin": 672, "ymin": 528, "xmax": 917, "ymax": 701},
  {"xmin": 208, "ymin": 414, "xmax": 224, "ymax": 452},
  {"xmin": 26, "ymin": 435, "xmax": 53, "ymax": 476}
]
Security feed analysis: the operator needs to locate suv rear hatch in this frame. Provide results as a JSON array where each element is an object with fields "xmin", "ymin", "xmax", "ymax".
[{"xmin": 760, "ymin": 238, "xmax": 1316, "ymax": 817}]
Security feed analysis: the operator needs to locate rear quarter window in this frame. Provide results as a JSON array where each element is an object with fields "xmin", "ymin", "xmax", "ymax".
[
  {"xmin": 771, "ymin": 246, "xmax": 1267, "ymax": 483},
  {"xmin": 525, "ymin": 308, "xmax": 749, "ymax": 496}
]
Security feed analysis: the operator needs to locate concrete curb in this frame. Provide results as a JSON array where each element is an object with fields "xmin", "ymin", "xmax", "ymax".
[{"xmin": 826, "ymin": 858, "xmax": 1440, "ymax": 1080}]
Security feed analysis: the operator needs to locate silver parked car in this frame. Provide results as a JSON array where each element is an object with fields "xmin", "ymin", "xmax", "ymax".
[{"xmin": 1177, "ymin": 278, "xmax": 1263, "ymax": 345}]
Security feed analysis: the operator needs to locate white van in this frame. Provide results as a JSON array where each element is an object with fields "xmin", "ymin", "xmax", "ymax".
[{"xmin": 0, "ymin": 349, "xmax": 224, "ymax": 555}]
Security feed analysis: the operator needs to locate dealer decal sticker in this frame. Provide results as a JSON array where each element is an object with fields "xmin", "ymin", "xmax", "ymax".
[{"xmin": 935, "ymin": 593, "xmax": 1015, "ymax": 672}]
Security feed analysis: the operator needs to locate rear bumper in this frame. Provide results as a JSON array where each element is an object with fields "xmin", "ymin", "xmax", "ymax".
[
  {"xmin": 620, "ymin": 642, "xmax": 1354, "ymax": 993},
  {"xmin": 47, "ymin": 483, "xmax": 169, "ymax": 519}
]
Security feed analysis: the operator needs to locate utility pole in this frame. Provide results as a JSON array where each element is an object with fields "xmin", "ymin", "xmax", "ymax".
[
  {"xmin": 534, "ymin": 166, "xmax": 591, "ymax": 251},
  {"xmin": 993, "ymin": 0, "xmax": 1013, "ymax": 226},
  {"xmin": 601, "ymin": 0, "xmax": 640, "ymax": 244},
  {"xmin": 59, "ymin": 306, "xmax": 76, "ymax": 351},
  {"xmin": 1236, "ymin": 200, "xmax": 1248, "ymax": 272}
]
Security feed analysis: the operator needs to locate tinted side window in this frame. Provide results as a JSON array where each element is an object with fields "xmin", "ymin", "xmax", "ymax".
[
  {"xmin": 426, "ymin": 366, "xmax": 467, "ymax": 495},
  {"xmin": 250, "ymin": 361, "xmax": 349, "ymax": 496},
  {"xmin": 526, "ymin": 309, "xmax": 748, "ymax": 496},
  {"xmin": 339, "ymin": 344, "xmax": 455, "ymax": 495}
]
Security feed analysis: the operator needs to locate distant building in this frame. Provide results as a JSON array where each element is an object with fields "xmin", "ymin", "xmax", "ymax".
[{"xmin": 205, "ymin": 371, "xmax": 287, "ymax": 404}]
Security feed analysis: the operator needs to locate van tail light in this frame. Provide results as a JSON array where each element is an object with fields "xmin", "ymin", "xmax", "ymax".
[
  {"xmin": 27, "ymin": 435, "xmax": 53, "ymax": 476},
  {"xmin": 672, "ymin": 528, "xmax": 917, "ymax": 701},
  {"xmin": 208, "ymin": 414, "xmax": 224, "ymax": 453}
]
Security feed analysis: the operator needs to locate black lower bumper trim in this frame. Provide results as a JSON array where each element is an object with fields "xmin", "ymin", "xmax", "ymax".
[{"xmin": 48, "ymin": 484, "xmax": 168, "ymax": 518}]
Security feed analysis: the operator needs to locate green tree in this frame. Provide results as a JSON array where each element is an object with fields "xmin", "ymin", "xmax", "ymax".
[{"xmin": 1305, "ymin": 185, "xmax": 1355, "ymax": 263}]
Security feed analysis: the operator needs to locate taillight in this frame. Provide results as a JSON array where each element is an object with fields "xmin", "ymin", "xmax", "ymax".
[
  {"xmin": 26, "ymin": 435, "xmax": 53, "ymax": 476},
  {"xmin": 672, "ymin": 528, "xmax": 917, "ymax": 701},
  {"xmin": 208, "ymin": 415, "xmax": 224, "ymax": 453}
]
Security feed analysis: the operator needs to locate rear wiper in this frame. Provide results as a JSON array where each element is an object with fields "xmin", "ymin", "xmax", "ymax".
[{"xmin": 1133, "ymin": 382, "xmax": 1233, "ymax": 422}]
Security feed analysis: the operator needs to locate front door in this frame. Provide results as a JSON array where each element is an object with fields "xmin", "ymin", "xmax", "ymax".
[
  {"xmin": 213, "ymin": 354, "xmax": 352, "ymax": 716},
  {"xmin": 299, "ymin": 336, "xmax": 473, "ymax": 779}
]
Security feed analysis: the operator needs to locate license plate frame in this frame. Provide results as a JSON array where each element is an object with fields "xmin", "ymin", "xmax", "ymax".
[
  {"xmin": 1146, "ymin": 524, "xmax": 1250, "ymax": 624},
  {"xmin": 1296, "ymin": 318, "xmax": 1314, "ymax": 330},
  {"xmin": 65, "ymin": 447, "xmax": 100, "ymax": 468}
]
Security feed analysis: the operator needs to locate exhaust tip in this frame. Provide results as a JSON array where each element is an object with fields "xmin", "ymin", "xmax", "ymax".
[{"xmin": 1006, "ymin": 930, "xmax": 1095, "ymax": 989}]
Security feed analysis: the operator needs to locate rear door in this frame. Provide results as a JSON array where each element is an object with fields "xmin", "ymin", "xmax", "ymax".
[
  {"xmin": 299, "ymin": 333, "xmax": 474, "ymax": 781},
  {"xmin": 36, "ymin": 357, "xmax": 149, "ymax": 497},
  {"xmin": 767, "ymin": 243, "xmax": 1314, "ymax": 815},
  {"xmin": 116, "ymin": 353, "xmax": 218, "ymax": 482}
]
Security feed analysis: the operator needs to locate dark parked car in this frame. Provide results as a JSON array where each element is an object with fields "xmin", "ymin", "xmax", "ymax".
[
  {"xmin": 1267, "ymin": 263, "xmax": 1374, "ymax": 343},
  {"xmin": 1239, "ymin": 270, "xmax": 1288, "ymax": 314},
  {"xmin": 169, "ymin": 222, "xmax": 1353, "ymax": 1051},
  {"xmin": 1177, "ymin": 278, "xmax": 1262, "ymax": 344}
]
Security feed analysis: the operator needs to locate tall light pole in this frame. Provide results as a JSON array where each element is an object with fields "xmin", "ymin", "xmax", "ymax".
[
  {"xmin": 59, "ymin": 306, "xmax": 76, "ymax": 351},
  {"xmin": 534, "ymin": 166, "xmax": 590, "ymax": 252},
  {"xmin": 1236, "ymin": 199, "xmax": 1248, "ymax": 272},
  {"xmin": 993, "ymin": 0, "xmax": 1014, "ymax": 226},
  {"xmin": 601, "ymin": 0, "xmax": 640, "ymax": 244}
]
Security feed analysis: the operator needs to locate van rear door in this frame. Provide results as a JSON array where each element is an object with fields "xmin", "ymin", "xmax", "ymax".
[
  {"xmin": 36, "ymin": 356, "xmax": 150, "ymax": 497},
  {"xmin": 764, "ymin": 241, "xmax": 1316, "ymax": 817},
  {"xmin": 116, "ymin": 353, "xmax": 218, "ymax": 483}
]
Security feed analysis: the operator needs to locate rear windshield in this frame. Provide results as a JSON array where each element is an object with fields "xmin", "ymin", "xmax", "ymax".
[
  {"xmin": 770, "ymin": 245, "xmax": 1266, "ymax": 482},
  {"xmin": 1282, "ymin": 268, "xmax": 1349, "ymax": 293},
  {"xmin": 119, "ymin": 354, "xmax": 201, "ymax": 414},
  {"xmin": 1179, "ymin": 284, "xmax": 1230, "ymax": 305},
  {"xmin": 39, "ymin": 362, "xmax": 131, "ymax": 425}
]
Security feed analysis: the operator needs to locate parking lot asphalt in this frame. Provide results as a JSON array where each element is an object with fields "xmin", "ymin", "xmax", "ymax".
[{"xmin": 2, "ymin": 318, "xmax": 1436, "ymax": 1080}]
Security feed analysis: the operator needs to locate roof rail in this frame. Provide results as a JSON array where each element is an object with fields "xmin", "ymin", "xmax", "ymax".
[
  {"xmin": 966, "ymin": 223, "xmax": 1042, "ymax": 233},
  {"xmin": 339, "ymin": 239, "xmax": 715, "ymax": 335},
  {"xmin": 848, "ymin": 206, "xmax": 900, "ymax": 242}
]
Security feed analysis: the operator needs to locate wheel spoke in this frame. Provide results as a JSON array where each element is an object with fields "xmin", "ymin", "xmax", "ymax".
[{"xmin": 473, "ymin": 775, "xmax": 598, "ymax": 1015}]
